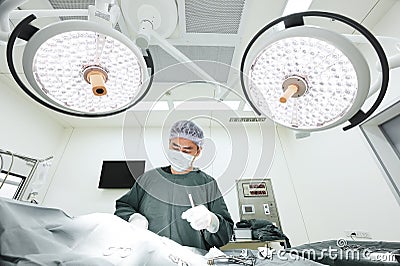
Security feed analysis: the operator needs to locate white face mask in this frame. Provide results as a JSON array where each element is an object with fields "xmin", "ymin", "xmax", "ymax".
[{"xmin": 166, "ymin": 149, "xmax": 195, "ymax": 172}]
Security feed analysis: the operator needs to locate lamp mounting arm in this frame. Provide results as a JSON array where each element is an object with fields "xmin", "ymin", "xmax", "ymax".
[
  {"xmin": 0, "ymin": 0, "xmax": 28, "ymax": 43},
  {"xmin": 148, "ymin": 30, "xmax": 216, "ymax": 83},
  {"xmin": 143, "ymin": 29, "xmax": 224, "ymax": 99}
]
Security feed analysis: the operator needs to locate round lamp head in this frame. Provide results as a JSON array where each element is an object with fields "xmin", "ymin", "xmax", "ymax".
[
  {"xmin": 22, "ymin": 20, "xmax": 149, "ymax": 115},
  {"xmin": 243, "ymin": 26, "xmax": 370, "ymax": 131}
]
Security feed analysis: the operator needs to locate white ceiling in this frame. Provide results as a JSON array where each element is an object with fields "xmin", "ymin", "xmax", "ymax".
[{"xmin": 0, "ymin": 0, "xmax": 397, "ymax": 128}]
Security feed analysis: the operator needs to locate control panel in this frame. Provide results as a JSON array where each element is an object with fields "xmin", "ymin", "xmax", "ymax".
[
  {"xmin": 236, "ymin": 178, "xmax": 282, "ymax": 230},
  {"xmin": 242, "ymin": 182, "xmax": 268, "ymax": 196}
]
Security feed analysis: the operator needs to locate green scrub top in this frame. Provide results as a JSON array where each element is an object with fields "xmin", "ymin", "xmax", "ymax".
[{"xmin": 114, "ymin": 166, "xmax": 234, "ymax": 250}]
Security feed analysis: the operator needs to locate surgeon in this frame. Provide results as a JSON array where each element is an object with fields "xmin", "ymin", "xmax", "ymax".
[{"xmin": 114, "ymin": 120, "xmax": 233, "ymax": 250}]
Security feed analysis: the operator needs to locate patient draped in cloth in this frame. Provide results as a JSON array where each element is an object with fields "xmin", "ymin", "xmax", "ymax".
[{"xmin": 114, "ymin": 120, "xmax": 234, "ymax": 250}]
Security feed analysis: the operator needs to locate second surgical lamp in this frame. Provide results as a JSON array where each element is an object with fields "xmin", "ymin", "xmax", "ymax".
[{"xmin": 240, "ymin": 11, "xmax": 390, "ymax": 132}]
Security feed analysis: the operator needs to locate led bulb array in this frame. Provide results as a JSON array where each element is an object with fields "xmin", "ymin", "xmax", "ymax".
[
  {"xmin": 249, "ymin": 36, "xmax": 358, "ymax": 129},
  {"xmin": 32, "ymin": 31, "xmax": 143, "ymax": 113}
]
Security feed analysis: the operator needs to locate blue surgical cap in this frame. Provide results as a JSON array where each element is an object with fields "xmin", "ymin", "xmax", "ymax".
[{"xmin": 169, "ymin": 120, "xmax": 204, "ymax": 147}]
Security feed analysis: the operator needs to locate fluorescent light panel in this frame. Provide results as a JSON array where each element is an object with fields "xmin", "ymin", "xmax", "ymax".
[
  {"xmin": 224, "ymin": 101, "xmax": 241, "ymax": 110},
  {"xmin": 132, "ymin": 101, "xmax": 169, "ymax": 111},
  {"xmin": 282, "ymin": 0, "xmax": 312, "ymax": 16},
  {"xmin": 243, "ymin": 103, "xmax": 253, "ymax": 112},
  {"xmin": 173, "ymin": 101, "xmax": 241, "ymax": 110},
  {"xmin": 132, "ymin": 101, "xmax": 243, "ymax": 111}
]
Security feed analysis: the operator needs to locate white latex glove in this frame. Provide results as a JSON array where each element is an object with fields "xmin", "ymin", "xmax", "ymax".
[
  {"xmin": 128, "ymin": 213, "xmax": 149, "ymax": 230},
  {"xmin": 181, "ymin": 205, "xmax": 220, "ymax": 233}
]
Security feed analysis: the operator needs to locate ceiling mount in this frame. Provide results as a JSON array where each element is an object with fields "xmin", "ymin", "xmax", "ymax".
[{"xmin": 121, "ymin": 0, "xmax": 178, "ymax": 39}]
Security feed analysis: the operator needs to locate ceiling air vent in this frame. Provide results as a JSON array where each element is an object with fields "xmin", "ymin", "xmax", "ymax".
[
  {"xmin": 49, "ymin": 0, "xmax": 121, "ymax": 31},
  {"xmin": 149, "ymin": 45, "xmax": 235, "ymax": 83},
  {"xmin": 50, "ymin": 0, "xmax": 92, "ymax": 21},
  {"xmin": 49, "ymin": 0, "xmax": 94, "ymax": 9},
  {"xmin": 185, "ymin": 0, "xmax": 246, "ymax": 34}
]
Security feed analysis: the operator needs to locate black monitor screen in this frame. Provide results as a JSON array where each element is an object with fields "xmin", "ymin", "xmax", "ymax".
[{"xmin": 98, "ymin": 160, "xmax": 145, "ymax": 189}]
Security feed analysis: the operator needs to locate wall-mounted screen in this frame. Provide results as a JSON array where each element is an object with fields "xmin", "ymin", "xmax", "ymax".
[{"xmin": 98, "ymin": 160, "xmax": 145, "ymax": 189}]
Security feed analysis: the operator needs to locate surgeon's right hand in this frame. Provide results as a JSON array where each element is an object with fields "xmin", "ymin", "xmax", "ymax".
[{"xmin": 128, "ymin": 213, "xmax": 149, "ymax": 230}]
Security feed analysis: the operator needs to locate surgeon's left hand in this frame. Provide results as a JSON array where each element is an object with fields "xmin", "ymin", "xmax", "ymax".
[{"xmin": 181, "ymin": 205, "xmax": 220, "ymax": 233}]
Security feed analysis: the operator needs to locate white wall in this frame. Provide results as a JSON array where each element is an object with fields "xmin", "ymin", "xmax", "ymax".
[
  {"xmin": 0, "ymin": 75, "xmax": 68, "ymax": 200},
  {"xmin": 42, "ymin": 103, "xmax": 400, "ymax": 247},
  {"xmin": 42, "ymin": 124, "xmax": 311, "ymax": 246},
  {"xmin": 0, "ymin": 75, "xmax": 66, "ymax": 158},
  {"xmin": 43, "ymin": 127, "xmax": 140, "ymax": 215},
  {"xmin": 42, "ymin": 125, "xmax": 274, "ymax": 216},
  {"xmin": 278, "ymin": 126, "xmax": 400, "ymax": 242}
]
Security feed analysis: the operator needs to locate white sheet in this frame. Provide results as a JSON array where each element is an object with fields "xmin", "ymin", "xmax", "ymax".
[{"xmin": 0, "ymin": 198, "xmax": 206, "ymax": 265}]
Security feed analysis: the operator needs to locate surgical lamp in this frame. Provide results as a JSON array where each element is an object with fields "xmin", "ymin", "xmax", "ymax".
[
  {"xmin": 240, "ymin": 11, "xmax": 389, "ymax": 132},
  {"xmin": 7, "ymin": 12, "xmax": 154, "ymax": 117}
]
